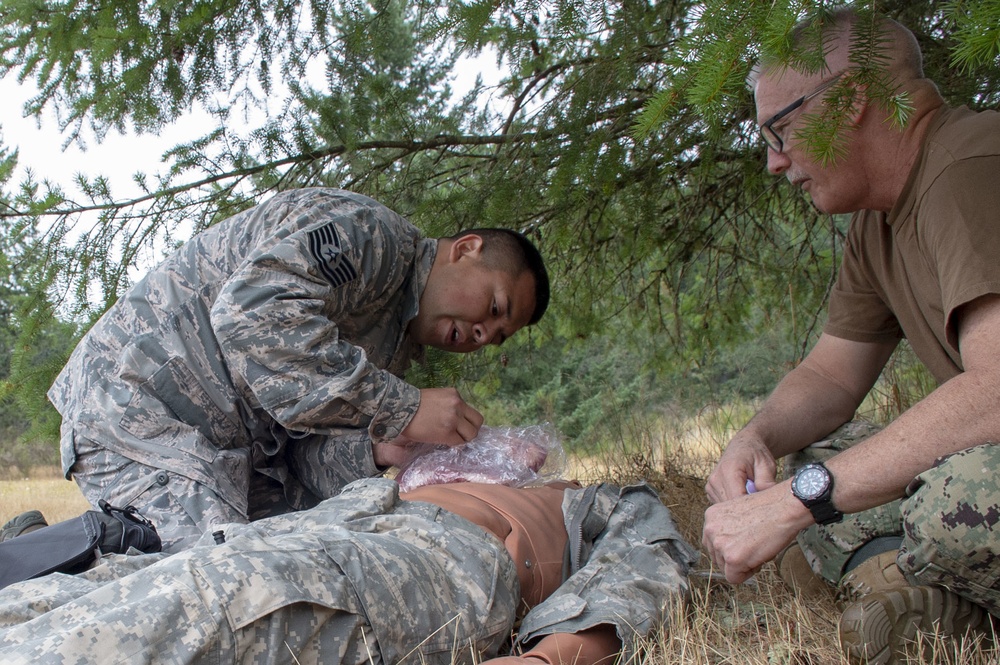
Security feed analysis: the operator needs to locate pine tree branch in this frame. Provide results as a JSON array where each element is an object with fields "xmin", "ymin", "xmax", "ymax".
[{"xmin": 0, "ymin": 132, "xmax": 552, "ymax": 219}]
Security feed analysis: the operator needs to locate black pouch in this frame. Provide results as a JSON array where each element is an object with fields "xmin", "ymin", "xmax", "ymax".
[{"xmin": 0, "ymin": 500, "xmax": 162, "ymax": 591}]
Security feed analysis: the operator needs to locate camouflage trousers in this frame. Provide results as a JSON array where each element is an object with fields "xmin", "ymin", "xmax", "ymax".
[
  {"xmin": 71, "ymin": 437, "xmax": 293, "ymax": 553},
  {"xmin": 0, "ymin": 478, "xmax": 519, "ymax": 665},
  {"xmin": 789, "ymin": 422, "xmax": 1000, "ymax": 615}
]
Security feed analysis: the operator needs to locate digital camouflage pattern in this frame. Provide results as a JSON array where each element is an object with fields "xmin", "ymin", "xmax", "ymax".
[
  {"xmin": 790, "ymin": 422, "xmax": 1000, "ymax": 615},
  {"xmin": 516, "ymin": 481, "xmax": 699, "ymax": 654},
  {"xmin": 47, "ymin": 189, "xmax": 437, "ymax": 551},
  {"xmin": 898, "ymin": 443, "xmax": 1000, "ymax": 615},
  {"xmin": 0, "ymin": 478, "xmax": 698, "ymax": 664}
]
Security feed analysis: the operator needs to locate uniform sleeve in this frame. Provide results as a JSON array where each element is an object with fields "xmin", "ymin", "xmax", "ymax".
[
  {"xmin": 921, "ymin": 156, "xmax": 1000, "ymax": 351},
  {"xmin": 286, "ymin": 429, "xmax": 384, "ymax": 500},
  {"xmin": 825, "ymin": 212, "xmax": 903, "ymax": 344},
  {"xmin": 210, "ymin": 191, "xmax": 421, "ymax": 443},
  {"xmin": 514, "ymin": 485, "xmax": 699, "ymax": 659}
]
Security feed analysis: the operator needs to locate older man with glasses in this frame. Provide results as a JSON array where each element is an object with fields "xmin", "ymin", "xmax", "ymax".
[
  {"xmin": 702, "ymin": 7, "xmax": 1000, "ymax": 665},
  {"xmin": 758, "ymin": 74, "xmax": 844, "ymax": 154}
]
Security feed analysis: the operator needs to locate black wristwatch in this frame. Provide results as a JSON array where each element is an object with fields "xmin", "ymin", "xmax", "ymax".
[{"xmin": 791, "ymin": 462, "xmax": 843, "ymax": 525}]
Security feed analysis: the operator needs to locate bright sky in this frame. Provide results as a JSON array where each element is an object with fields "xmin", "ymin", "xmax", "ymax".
[
  {"xmin": 0, "ymin": 78, "xmax": 215, "ymax": 197},
  {"xmin": 0, "ymin": 54, "xmax": 500, "ymax": 198}
]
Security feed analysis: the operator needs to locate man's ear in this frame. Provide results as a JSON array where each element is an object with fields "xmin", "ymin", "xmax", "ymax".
[
  {"xmin": 846, "ymin": 82, "xmax": 869, "ymax": 126},
  {"xmin": 448, "ymin": 234, "xmax": 484, "ymax": 263}
]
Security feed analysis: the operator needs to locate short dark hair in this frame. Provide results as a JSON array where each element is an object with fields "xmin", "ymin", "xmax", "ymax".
[{"xmin": 449, "ymin": 228, "xmax": 550, "ymax": 325}]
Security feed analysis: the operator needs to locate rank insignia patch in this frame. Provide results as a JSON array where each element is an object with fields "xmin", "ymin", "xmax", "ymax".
[{"xmin": 309, "ymin": 223, "xmax": 358, "ymax": 287}]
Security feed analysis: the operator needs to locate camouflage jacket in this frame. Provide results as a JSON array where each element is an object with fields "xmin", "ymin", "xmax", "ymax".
[
  {"xmin": 48, "ymin": 189, "xmax": 436, "ymax": 517},
  {"xmin": 0, "ymin": 478, "xmax": 699, "ymax": 665}
]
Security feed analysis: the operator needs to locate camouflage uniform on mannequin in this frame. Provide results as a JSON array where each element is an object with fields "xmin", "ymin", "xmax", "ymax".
[{"xmin": 0, "ymin": 478, "xmax": 698, "ymax": 665}]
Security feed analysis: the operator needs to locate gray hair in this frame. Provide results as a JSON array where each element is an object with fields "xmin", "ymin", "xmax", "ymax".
[{"xmin": 749, "ymin": 6, "xmax": 924, "ymax": 90}]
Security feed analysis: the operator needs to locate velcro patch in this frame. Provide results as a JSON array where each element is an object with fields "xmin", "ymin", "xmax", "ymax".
[{"xmin": 308, "ymin": 223, "xmax": 358, "ymax": 287}]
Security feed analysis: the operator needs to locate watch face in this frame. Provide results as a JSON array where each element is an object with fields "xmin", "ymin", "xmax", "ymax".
[{"xmin": 793, "ymin": 465, "xmax": 829, "ymax": 500}]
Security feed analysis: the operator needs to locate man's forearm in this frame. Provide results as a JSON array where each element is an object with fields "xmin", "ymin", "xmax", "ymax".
[
  {"xmin": 740, "ymin": 362, "xmax": 864, "ymax": 459},
  {"xmin": 818, "ymin": 296, "xmax": 1000, "ymax": 514},
  {"xmin": 826, "ymin": 367, "xmax": 1000, "ymax": 513}
]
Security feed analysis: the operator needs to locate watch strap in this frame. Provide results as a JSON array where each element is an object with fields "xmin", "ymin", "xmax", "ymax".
[{"xmin": 806, "ymin": 499, "xmax": 843, "ymax": 525}]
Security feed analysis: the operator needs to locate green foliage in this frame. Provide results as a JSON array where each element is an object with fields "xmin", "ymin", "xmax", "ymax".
[
  {"xmin": 0, "ymin": 157, "xmax": 78, "ymax": 451},
  {"xmin": 0, "ymin": 0, "xmax": 997, "ymax": 464},
  {"xmin": 3, "ymin": 0, "xmax": 995, "ymax": 340},
  {"xmin": 436, "ymin": 320, "xmax": 804, "ymax": 455},
  {"xmin": 859, "ymin": 342, "xmax": 936, "ymax": 424},
  {"xmin": 453, "ymin": 334, "xmax": 666, "ymax": 453},
  {"xmin": 945, "ymin": 0, "xmax": 1000, "ymax": 74}
]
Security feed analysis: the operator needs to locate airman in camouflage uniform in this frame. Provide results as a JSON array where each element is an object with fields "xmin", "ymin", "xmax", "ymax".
[
  {"xmin": 0, "ymin": 477, "xmax": 698, "ymax": 665},
  {"xmin": 46, "ymin": 188, "xmax": 549, "ymax": 552}
]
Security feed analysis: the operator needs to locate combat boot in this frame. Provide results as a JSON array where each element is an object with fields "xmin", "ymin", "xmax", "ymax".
[
  {"xmin": 839, "ymin": 584, "xmax": 995, "ymax": 664},
  {"xmin": 774, "ymin": 542, "xmax": 833, "ymax": 599},
  {"xmin": 837, "ymin": 549, "xmax": 995, "ymax": 663},
  {"xmin": 0, "ymin": 510, "xmax": 47, "ymax": 541},
  {"xmin": 837, "ymin": 549, "xmax": 908, "ymax": 607}
]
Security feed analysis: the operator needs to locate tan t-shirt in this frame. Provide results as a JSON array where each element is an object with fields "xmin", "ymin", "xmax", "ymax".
[{"xmin": 826, "ymin": 105, "xmax": 1000, "ymax": 383}]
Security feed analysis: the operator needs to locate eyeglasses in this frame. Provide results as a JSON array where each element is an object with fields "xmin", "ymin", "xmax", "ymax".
[{"xmin": 759, "ymin": 74, "xmax": 844, "ymax": 153}]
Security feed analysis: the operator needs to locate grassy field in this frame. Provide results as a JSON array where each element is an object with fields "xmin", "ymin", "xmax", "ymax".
[
  {"xmin": 3, "ymin": 408, "xmax": 997, "ymax": 664},
  {"xmin": 1, "ymin": 469, "xmax": 91, "ymax": 525},
  {"xmin": 582, "ymin": 404, "xmax": 998, "ymax": 665}
]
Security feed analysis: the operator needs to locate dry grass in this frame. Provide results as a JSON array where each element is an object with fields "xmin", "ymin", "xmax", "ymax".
[
  {"xmin": 0, "ymin": 468, "xmax": 91, "ymax": 525},
  {"xmin": 617, "ymin": 405, "xmax": 1000, "ymax": 665},
  {"xmin": 5, "ymin": 406, "xmax": 999, "ymax": 665}
]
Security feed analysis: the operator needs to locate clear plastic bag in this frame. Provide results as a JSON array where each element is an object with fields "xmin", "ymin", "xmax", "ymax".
[{"xmin": 394, "ymin": 423, "xmax": 567, "ymax": 492}]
